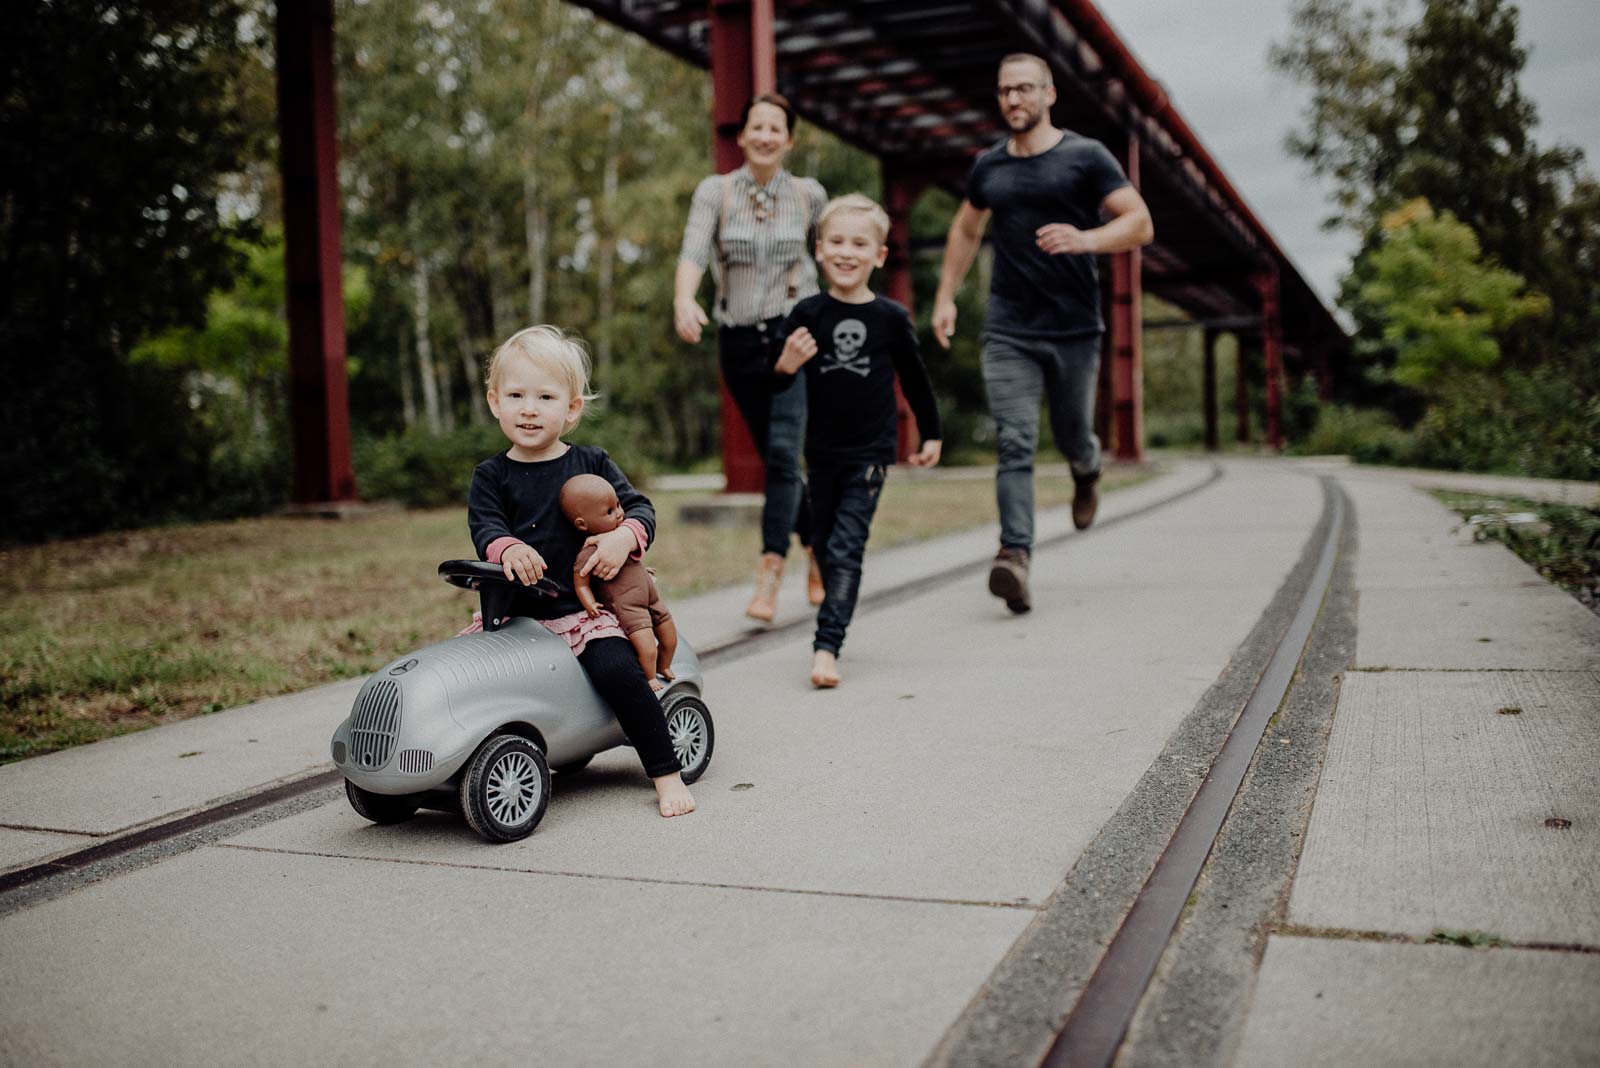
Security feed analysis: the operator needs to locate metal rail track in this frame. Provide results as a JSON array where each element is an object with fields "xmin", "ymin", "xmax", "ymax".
[
  {"xmin": 0, "ymin": 463, "xmax": 1224, "ymax": 899},
  {"xmin": 1041, "ymin": 478, "xmax": 1346, "ymax": 1068}
]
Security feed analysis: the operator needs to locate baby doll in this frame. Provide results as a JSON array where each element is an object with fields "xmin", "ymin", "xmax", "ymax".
[{"xmin": 561, "ymin": 473, "xmax": 679, "ymax": 690}]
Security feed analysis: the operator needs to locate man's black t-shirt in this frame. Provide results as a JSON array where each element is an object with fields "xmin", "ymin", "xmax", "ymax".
[
  {"xmin": 775, "ymin": 293, "xmax": 941, "ymax": 465},
  {"xmin": 467, "ymin": 444, "xmax": 654, "ymax": 619},
  {"xmin": 966, "ymin": 132, "xmax": 1130, "ymax": 340}
]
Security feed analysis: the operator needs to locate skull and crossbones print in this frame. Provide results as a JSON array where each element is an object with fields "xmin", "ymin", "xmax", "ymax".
[{"xmin": 820, "ymin": 318, "xmax": 871, "ymax": 376}]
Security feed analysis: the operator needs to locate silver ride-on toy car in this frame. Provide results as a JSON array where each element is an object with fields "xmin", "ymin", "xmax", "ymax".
[{"xmin": 330, "ymin": 560, "xmax": 714, "ymax": 842}]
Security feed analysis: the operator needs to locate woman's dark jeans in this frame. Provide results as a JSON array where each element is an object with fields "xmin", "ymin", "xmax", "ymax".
[
  {"xmin": 719, "ymin": 319, "xmax": 811, "ymax": 556},
  {"xmin": 575, "ymin": 636, "xmax": 681, "ymax": 778},
  {"xmin": 808, "ymin": 460, "xmax": 887, "ymax": 655}
]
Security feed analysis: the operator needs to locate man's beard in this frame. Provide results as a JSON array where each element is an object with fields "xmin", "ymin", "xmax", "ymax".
[{"xmin": 1006, "ymin": 106, "xmax": 1042, "ymax": 133}]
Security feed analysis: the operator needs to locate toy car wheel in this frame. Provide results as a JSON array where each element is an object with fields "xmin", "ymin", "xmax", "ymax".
[
  {"xmin": 345, "ymin": 780, "xmax": 421, "ymax": 825},
  {"xmin": 459, "ymin": 734, "xmax": 550, "ymax": 842},
  {"xmin": 552, "ymin": 755, "xmax": 593, "ymax": 776},
  {"xmin": 662, "ymin": 694, "xmax": 714, "ymax": 784}
]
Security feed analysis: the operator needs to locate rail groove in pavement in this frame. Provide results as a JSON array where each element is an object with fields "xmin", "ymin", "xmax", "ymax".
[
  {"xmin": 1041, "ymin": 477, "xmax": 1346, "ymax": 1068},
  {"xmin": 0, "ymin": 462, "xmax": 1225, "ymax": 901}
]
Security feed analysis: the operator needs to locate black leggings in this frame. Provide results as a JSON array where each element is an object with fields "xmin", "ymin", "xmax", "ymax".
[
  {"xmin": 575, "ymin": 637, "xmax": 681, "ymax": 779},
  {"xmin": 720, "ymin": 320, "xmax": 812, "ymax": 553}
]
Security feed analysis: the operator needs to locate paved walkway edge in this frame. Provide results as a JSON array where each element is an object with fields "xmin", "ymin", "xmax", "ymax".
[{"xmin": 924, "ymin": 471, "xmax": 1339, "ymax": 1068}]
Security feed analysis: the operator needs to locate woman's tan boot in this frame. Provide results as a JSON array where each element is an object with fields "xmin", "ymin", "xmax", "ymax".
[
  {"xmin": 806, "ymin": 549, "xmax": 825, "ymax": 606},
  {"xmin": 745, "ymin": 552, "xmax": 784, "ymax": 623}
]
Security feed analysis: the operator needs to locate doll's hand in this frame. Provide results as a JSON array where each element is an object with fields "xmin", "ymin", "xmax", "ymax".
[
  {"xmin": 907, "ymin": 439, "xmax": 943, "ymax": 467},
  {"xmin": 500, "ymin": 543, "xmax": 546, "ymax": 585},
  {"xmin": 774, "ymin": 327, "xmax": 817, "ymax": 374},
  {"xmin": 579, "ymin": 527, "xmax": 638, "ymax": 581}
]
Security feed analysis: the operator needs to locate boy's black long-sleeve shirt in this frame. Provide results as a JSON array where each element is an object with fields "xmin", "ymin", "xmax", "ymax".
[
  {"xmin": 773, "ymin": 293, "xmax": 941, "ymax": 464},
  {"xmin": 467, "ymin": 444, "xmax": 654, "ymax": 619}
]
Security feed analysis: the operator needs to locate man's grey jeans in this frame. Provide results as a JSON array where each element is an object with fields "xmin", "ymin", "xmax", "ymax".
[{"xmin": 981, "ymin": 331, "xmax": 1102, "ymax": 552}]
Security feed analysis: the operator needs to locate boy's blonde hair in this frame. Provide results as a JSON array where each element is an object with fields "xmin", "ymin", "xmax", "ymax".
[
  {"xmin": 485, "ymin": 325, "xmax": 597, "ymax": 410},
  {"xmin": 818, "ymin": 193, "xmax": 890, "ymax": 245}
]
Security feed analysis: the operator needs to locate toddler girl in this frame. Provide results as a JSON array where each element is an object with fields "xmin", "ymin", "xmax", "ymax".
[{"xmin": 467, "ymin": 325, "xmax": 695, "ymax": 818}]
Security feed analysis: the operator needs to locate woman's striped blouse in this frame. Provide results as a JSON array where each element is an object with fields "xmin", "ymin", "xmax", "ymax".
[{"xmin": 679, "ymin": 165, "xmax": 828, "ymax": 327}]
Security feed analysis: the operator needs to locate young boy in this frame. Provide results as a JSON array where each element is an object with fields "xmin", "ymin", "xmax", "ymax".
[{"xmin": 773, "ymin": 193, "xmax": 943, "ymax": 688}]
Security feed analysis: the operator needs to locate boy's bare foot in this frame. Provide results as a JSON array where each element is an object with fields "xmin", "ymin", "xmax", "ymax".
[
  {"xmin": 810, "ymin": 649, "xmax": 840, "ymax": 689},
  {"xmin": 648, "ymin": 677, "xmax": 666, "ymax": 694},
  {"xmin": 653, "ymin": 773, "xmax": 696, "ymax": 817}
]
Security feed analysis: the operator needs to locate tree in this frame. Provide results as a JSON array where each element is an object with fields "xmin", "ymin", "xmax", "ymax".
[
  {"xmin": 1272, "ymin": 0, "xmax": 1586, "ymax": 360},
  {"xmin": 1, "ymin": 0, "xmax": 264, "ymax": 541},
  {"xmin": 1357, "ymin": 200, "xmax": 1546, "ymax": 392}
]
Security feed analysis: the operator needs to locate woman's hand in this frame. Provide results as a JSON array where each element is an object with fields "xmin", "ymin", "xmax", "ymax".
[
  {"xmin": 578, "ymin": 527, "xmax": 639, "ymax": 581},
  {"xmin": 674, "ymin": 297, "xmax": 709, "ymax": 344},
  {"xmin": 774, "ymin": 327, "xmax": 817, "ymax": 374},
  {"xmin": 500, "ymin": 543, "xmax": 547, "ymax": 586},
  {"xmin": 907, "ymin": 439, "xmax": 943, "ymax": 468},
  {"xmin": 931, "ymin": 298, "xmax": 958, "ymax": 350}
]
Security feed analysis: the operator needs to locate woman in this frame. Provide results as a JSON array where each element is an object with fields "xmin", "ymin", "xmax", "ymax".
[{"xmin": 675, "ymin": 92, "xmax": 826, "ymax": 623}]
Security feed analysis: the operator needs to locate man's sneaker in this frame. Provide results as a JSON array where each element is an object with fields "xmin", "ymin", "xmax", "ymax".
[
  {"xmin": 1072, "ymin": 469, "xmax": 1101, "ymax": 531},
  {"xmin": 988, "ymin": 547, "xmax": 1032, "ymax": 614}
]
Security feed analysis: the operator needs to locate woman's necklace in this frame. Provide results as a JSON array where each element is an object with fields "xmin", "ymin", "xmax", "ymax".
[{"xmin": 750, "ymin": 185, "xmax": 775, "ymax": 222}]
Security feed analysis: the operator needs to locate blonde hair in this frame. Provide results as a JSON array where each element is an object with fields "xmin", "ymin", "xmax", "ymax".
[
  {"xmin": 486, "ymin": 324, "xmax": 596, "ymax": 397},
  {"xmin": 818, "ymin": 193, "xmax": 891, "ymax": 245}
]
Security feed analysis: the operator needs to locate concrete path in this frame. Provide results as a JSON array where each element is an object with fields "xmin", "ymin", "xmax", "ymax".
[
  {"xmin": 1, "ymin": 457, "xmax": 1596, "ymax": 1066},
  {"xmin": 1230, "ymin": 463, "xmax": 1600, "ymax": 1068}
]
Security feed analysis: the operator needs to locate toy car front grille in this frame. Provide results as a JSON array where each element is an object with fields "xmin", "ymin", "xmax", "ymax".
[
  {"xmin": 397, "ymin": 749, "xmax": 434, "ymax": 774},
  {"xmin": 349, "ymin": 679, "xmax": 402, "ymax": 769}
]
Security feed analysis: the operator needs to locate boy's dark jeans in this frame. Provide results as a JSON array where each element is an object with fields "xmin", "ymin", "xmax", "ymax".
[
  {"xmin": 719, "ymin": 319, "xmax": 811, "ymax": 557},
  {"xmin": 576, "ymin": 636, "xmax": 680, "ymax": 778},
  {"xmin": 809, "ymin": 460, "xmax": 887, "ymax": 655}
]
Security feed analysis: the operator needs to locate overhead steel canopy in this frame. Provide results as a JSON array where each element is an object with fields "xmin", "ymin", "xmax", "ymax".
[{"xmin": 569, "ymin": 0, "xmax": 1345, "ymax": 356}]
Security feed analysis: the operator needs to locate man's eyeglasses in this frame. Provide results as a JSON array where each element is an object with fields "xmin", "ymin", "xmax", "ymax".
[{"xmin": 996, "ymin": 83, "xmax": 1044, "ymax": 100}]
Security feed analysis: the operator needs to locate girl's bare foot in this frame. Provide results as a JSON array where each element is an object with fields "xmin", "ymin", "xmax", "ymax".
[
  {"xmin": 653, "ymin": 772, "xmax": 696, "ymax": 817},
  {"xmin": 810, "ymin": 649, "xmax": 840, "ymax": 689}
]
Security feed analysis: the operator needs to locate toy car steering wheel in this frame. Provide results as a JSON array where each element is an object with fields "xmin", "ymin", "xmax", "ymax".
[
  {"xmin": 439, "ymin": 560, "xmax": 559, "ymax": 633},
  {"xmin": 438, "ymin": 559, "xmax": 560, "ymax": 598}
]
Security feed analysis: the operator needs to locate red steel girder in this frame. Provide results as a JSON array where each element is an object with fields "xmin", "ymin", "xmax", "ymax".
[
  {"xmin": 1107, "ymin": 130, "xmax": 1144, "ymax": 462},
  {"xmin": 709, "ymin": 0, "xmax": 776, "ymax": 493},
  {"xmin": 276, "ymin": 0, "xmax": 356, "ymax": 504}
]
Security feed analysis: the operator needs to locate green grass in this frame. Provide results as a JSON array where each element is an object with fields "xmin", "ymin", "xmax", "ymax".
[{"xmin": 0, "ymin": 465, "xmax": 1149, "ymax": 763}]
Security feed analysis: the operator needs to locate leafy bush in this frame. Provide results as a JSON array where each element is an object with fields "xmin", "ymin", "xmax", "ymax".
[
  {"xmin": 355, "ymin": 414, "xmax": 658, "ymax": 510},
  {"xmin": 1146, "ymin": 412, "xmax": 1206, "ymax": 449},
  {"xmin": 1293, "ymin": 405, "xmax": 1415, "ymax": 465},
  {"xmin": 1411, "ymin": 369, "xmax": 1600, "ymax": 480}
]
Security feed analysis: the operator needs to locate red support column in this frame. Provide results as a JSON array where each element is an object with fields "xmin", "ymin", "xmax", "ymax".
[
  {"xmin": 709, "ymin": 0, "xmax": 775, "ymax": 493},
  {"xmin": 1202, "ymin": 328, "xmax": 1219, "ymax": 452},
  {"xmin": 1254, "ymin": 270, "xmax": 1284, "ymax": 451},
  {"xmin": 1107, "ymin": 132, "xmax": 1144, "ymax": 462},
  {"xmin": 1096, "ymin": 270, "xmax": 1115, "ymax": 454},
  {"xmin": 275, "ymin": 0, "xmax": 356, "ymax": 504},
  {"xmin": 882, "ymin": 160, "xmax": 927, "ymax": 462}
]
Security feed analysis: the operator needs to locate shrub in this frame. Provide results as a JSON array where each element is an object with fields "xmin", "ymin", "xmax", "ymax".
[
  {"xmin": 354, "ymin": 414, "xmax": 658, "ymax": 510},
  {"xmin": 1411, "ymin": 369, "xmax": 1600, "ymax": 479},
  {"xmin": 1293, "ymin": 405, "xmax": 1415, "ymax": 465}
]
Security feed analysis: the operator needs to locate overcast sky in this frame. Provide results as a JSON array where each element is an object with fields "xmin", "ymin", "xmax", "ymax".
[{"xmin": 1098, "ymin": 0, "xmax": 1600, "ymax": 308}]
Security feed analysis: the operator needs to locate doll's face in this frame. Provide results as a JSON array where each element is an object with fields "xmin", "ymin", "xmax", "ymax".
[{"xmin": 562, "ymin": 477, "xmax": 624, "ymax": 534}]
